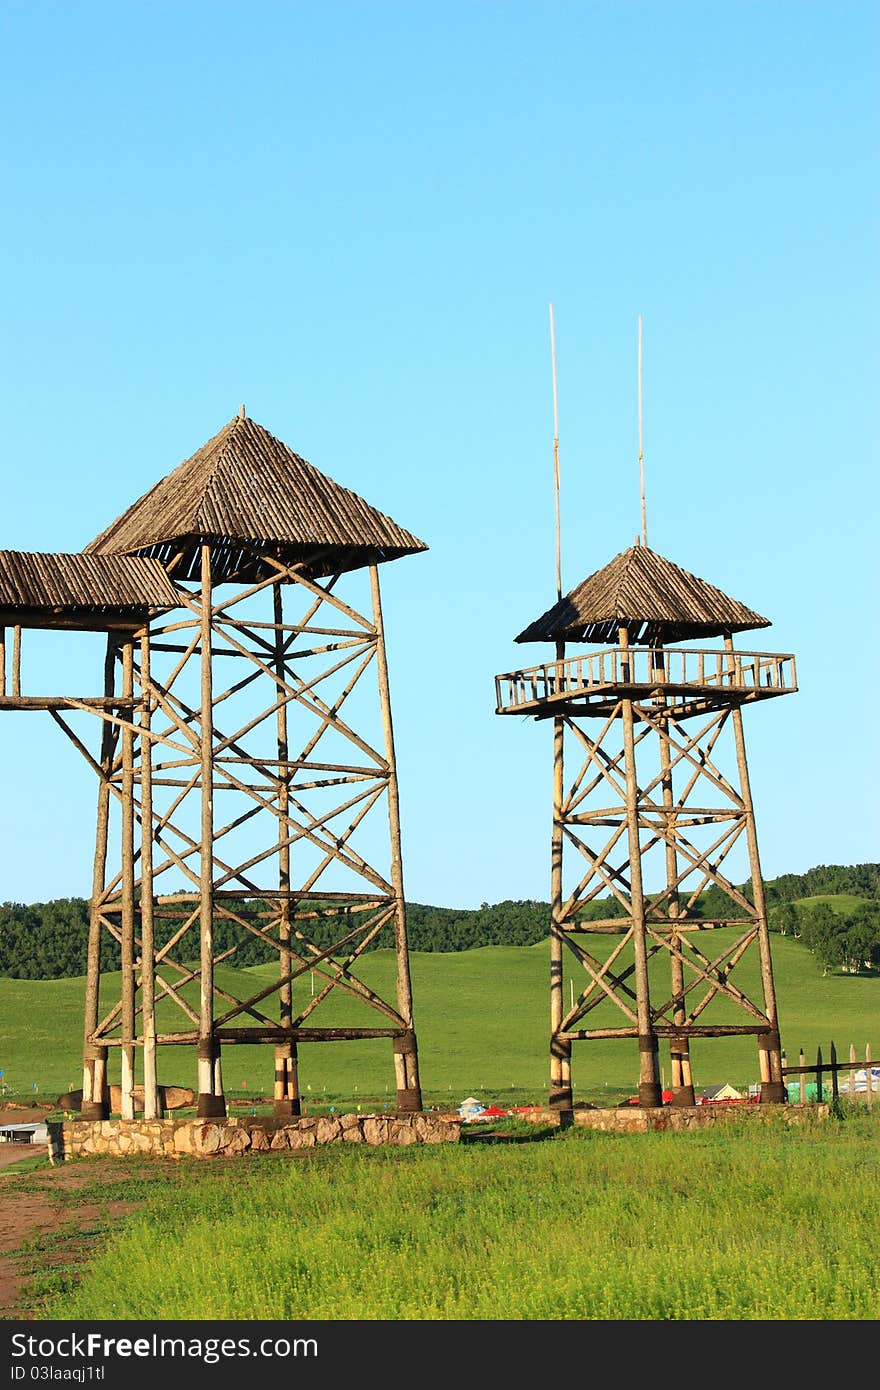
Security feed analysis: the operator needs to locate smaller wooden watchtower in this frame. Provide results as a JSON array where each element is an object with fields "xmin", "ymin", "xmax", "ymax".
[{"xmin": 494, "ymin": 542, "xmax": 797, "ymax": 1110}]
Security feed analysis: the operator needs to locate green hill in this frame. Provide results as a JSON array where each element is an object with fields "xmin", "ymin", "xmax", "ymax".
[
  {"xmin": 794, "ymin": 894, "xmax": 866, "ymax": 914},
  {"xmin": 0, "ymin": 933, "xmax": 875, "ymax": 1109}
]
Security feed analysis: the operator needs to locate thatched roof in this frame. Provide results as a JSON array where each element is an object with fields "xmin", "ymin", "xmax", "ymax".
[
  {"xmin": 515, "ymin": 545, "xmax": 770, "ymax": 646},
  {"xmin": 86, "ymin": 411, "xmax": 427, "ymax": 582},
  {"xmin": 0, "ymin": 551, "xmax": 178, "ymax": 629}
]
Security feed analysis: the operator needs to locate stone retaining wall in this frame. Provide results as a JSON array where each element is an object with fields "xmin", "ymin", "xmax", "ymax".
[
  {"xmin": 51, "ymin": 1111, "xmax": 460, "ymax": 1161},
  {"xmin": 526, "ymin": 1103, "xmax": 830, "ymax": 1132}
]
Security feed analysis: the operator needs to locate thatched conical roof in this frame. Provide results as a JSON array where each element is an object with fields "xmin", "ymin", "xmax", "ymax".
[
  {"xmin": 516, "ymin": 545, "xmax": 769, "ymax": 646},
  {"xmin": 86, "ymin": 411, "xmax": 427, "ymax": 582}
]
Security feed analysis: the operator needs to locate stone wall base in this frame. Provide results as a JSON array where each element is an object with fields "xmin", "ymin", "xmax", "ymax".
[
  {"xmin": 526, "ymin": 1102, "xmax": 831, "ymax": 1133},
  {"xmin": 50, "ymin": 1112, "xmax": 460, "ymax": 1161}
]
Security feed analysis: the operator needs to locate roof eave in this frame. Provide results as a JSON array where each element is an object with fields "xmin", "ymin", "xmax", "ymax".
[{"xmin": 515, "ymin": 615, "xmax": 772, "ymax": 645}]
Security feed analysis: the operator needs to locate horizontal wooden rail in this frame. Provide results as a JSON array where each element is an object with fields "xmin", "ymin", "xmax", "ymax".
[
  {"xmin": 0, "ymin": 696, "xmax": 139, "ymax": 711},
  {"xmin": 97, "ymin": 1026, "xmax": 410, "ymax": 1046},
  {"xmin": 560, "ymin": 1023, "xmax": 768, "ymax": 1042}
]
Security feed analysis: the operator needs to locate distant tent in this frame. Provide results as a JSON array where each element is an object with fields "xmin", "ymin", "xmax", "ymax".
[
  {"xmin": 458, "ymin": 1097, "xmax": 485, "ymax": 1120},
  {"xmin": 785, "ymin": 1081, "xmax": 827, "ymax": 1102},
  {"xmin": 699, "ymin": 1084, "xmax": 744, "ymax": 1102}
]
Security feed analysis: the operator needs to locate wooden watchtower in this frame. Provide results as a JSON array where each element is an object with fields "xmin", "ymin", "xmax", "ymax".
[
  {"xmin": 495, "ymin": 542, "xmax": 796, "ymax": 1111},
  {"xmin": 0, "ymin": 409, "xmax": 425, "ymax": 1120}
]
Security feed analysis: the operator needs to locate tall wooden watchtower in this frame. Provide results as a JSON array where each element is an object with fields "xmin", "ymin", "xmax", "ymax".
[
  {"xmin": 0, "ymin": 409, "xmax": 425, "ymax": 1120},
  {"xmin": 494, "ymin": 543, "xmax": 796, "ymax": 1111}
]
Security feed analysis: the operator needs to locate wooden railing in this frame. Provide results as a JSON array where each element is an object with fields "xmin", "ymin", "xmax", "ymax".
[{"xmin": 495, "ymin": 646, "xmax": 797, "ymax": 713}]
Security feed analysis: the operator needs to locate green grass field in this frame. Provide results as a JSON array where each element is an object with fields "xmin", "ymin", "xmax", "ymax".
[
  {"xmin": 20, "ymin": 1111, "xmax": 880, "ymax": 1321},
  {"xmin": 2, "ymin": 919, "xmax": 878, "ymax": 1324},
  {"xmin": 0, "ymin": 926, "xmax": 876, "ymax": 1110}
]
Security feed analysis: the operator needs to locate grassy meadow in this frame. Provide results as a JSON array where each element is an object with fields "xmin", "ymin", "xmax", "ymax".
[
  {"xmin": 0, "ymin": 928, "xmax": 877, "ymax": 1109},
  {"xmin": 2, "ymin": 919, "xmax": 878, "ymax": 1323},
  {"xmin": 19, "ymin": 1110, "xmax": 880, "ymax": 1321}
]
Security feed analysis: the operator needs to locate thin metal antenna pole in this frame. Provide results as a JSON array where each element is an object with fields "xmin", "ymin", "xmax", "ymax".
[
  {"xmin": 638, "ymin": 314, "xmax": 648, "ymax": 548},
  {"xmin": 550, "ymin": 303, "xmax": 562, "ymax": 600}
]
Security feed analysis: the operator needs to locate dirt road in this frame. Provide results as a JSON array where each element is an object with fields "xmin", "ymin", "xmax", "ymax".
[{"xmin": 0, "ymin": 1108, "xmax": 141, "ymax": 1319}]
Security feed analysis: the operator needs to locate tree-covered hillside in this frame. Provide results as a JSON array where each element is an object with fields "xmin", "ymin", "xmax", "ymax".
[{"xmin": 0, "ymin": 863, "xmax": 877, "ymax": 980}]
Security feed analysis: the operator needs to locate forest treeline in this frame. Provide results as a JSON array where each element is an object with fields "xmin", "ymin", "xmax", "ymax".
[{"xmin": 0, "ymin": 862, "xmax": 877, "ymax": 981}]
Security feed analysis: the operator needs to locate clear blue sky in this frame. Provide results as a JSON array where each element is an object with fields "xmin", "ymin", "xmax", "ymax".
[{"xmin": 0, "ymin": 2, "xmax": 876, "ymax": 908}]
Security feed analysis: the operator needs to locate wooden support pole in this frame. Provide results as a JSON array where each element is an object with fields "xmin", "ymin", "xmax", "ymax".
[
  {"xmin": 726, "ymin": 637, "xmax": 784, "ymax": 1103},
  {"xmin": 213, "ymin": 1049, "xmax": 224, "ymax": 1100},
  {"xmin": 0, "ymin": 627, "xmax": 5, "ymax": 697},
  {"xmin": 550, "ymin": 643, "xmax": 572, "ymax": 1113},
  {"xmin": 139, "ymin": 631, "xmax": 159, "ymax": 1120},
  {"xmin": 120, "ymin": 638, "xmax": 136, "ymax": 1121},
  {"xmin": 658, "ymin": 675, "xmax": 694, "ymax": 1106},
  {"xmin": 273, "ymin": 580, "xmax": 300, "ymax": 1118},
  {"xmin": 621, "ymin": 628, "xmax": 662, "ymax": 1107},
  {"xmin": 197, "ymin": 544, "xmax": 225, "ymax": 1118},
  {"xmin": 12, "ymin": 625, "xmax": 21, "ymax": 697},
  {"xmin": 82, "ymin": 637, "xmax": 115, "ymax": 1121},
  {"xmin": 370, "ymin": 564, "xmax": 422, "ymax": 1112},
  {"xmin": 799, "ymin": 1046, "xmax": 806, "ymax": 1104}
]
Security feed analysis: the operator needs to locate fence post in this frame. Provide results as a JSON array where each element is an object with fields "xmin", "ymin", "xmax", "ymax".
[
  {"xmin": 816, "ymin": 1045, "xmax": 823, "ymax": 1105},
  {"xmin": 867, "ymin": 1044, "xmax": 874, "ymax": 1112},
  {"xmin": 799, "ymin": 1048, "xmax": 806, "ymax": 1104},
  {"xmin": 830, "ymin": 1041, "xmax": 840, "ymax": 1110},
  {"xmin": 849, "ymin": 1044, "xmax": 857, "ymax": 1104}
]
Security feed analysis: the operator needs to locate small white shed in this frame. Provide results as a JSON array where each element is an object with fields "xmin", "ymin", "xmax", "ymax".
[{"xmin": 0, "ymin": 1122, "xmax": 49, "ymax": 1144}]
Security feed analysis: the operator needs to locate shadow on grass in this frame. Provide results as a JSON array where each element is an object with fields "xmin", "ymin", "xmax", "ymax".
[{"xmin": 460, "ymin": 1119, "xmax": 561, "ymax": 1144}]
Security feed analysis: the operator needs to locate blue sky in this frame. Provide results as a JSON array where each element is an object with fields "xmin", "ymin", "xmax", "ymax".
[{"xmin": 0, "ymin": 1, "xmax": 876, "ymax": 908}]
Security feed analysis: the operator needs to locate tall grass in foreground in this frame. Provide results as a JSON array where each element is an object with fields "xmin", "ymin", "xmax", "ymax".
[{"xmin": 44, "ymin": 1113, "xmax": 880, "ymax": 1321}]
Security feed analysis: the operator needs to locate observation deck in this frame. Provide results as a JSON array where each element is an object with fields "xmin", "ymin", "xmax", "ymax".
[{"xmin": 495, "ymin": 645, "xmax": 797, "ymax": 720}]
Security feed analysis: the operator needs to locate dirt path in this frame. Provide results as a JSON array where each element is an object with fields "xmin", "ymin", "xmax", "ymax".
[
  {"xmin": 0, "ymin": 1110, "xmax": 147, "ymax": 1320},
  {"xmin": 0, "ymin": 1144, "xmax": 48, "ymax": 1173},
  {"xmin": 0, "ymin": 1170, "xmax": 143, "ymax": 1318},
  {"xmin": 0, "ymin": 1178, "xmax": 59, "ymax": 1317}
]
